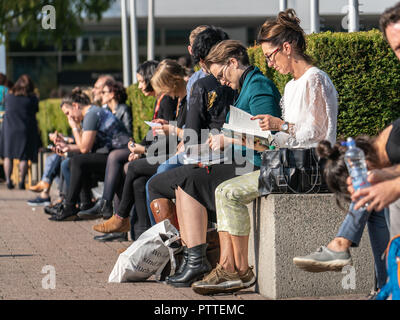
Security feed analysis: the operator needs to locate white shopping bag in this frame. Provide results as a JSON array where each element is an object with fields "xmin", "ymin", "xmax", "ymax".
[{"xmin": 108, "ymin": 219, "xmax": 180, "ymax": 283}]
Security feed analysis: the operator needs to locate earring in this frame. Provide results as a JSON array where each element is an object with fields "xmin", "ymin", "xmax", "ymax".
[{"xmin": 288, "ymin": 55, "xmax": 291, "ymax": 59}]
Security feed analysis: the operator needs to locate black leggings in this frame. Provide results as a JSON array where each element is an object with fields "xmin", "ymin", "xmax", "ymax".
[
  {"xmin": 117, "ymin": 156, "xmax": 164, "ymax": 236},
  {"xmin": 66, "ymin": 153, "xmax": 108, "ymax": 206},
  {"xmin": 102, "ymin": 148, "xmax": 130, "ymax": 201}
]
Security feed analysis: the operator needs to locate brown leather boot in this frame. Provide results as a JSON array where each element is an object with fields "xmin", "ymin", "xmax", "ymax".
[
  {"xmin": 29, "ymin": 181, "xmax": 50, "ymax": 193},
  {"xmin": 150, "ymin": 198, "xmax": 179, "ymax": 230},
  {"xmin": 93, "ymin": 214, "xmax": 130, "ymax": 233}
]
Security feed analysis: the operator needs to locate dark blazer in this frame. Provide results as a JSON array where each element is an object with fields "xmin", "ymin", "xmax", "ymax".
[{"xmin": 114, "ymin": 103, "xmax": 133, "ymax": 137}]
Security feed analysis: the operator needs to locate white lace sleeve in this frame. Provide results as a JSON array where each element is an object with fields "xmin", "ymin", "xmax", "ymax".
[{"xmin": 291, "ymin": 71, "xmax": 338, "ymax": 147}]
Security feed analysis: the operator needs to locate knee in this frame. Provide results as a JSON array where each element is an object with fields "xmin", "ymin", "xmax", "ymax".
[{"xmin": 216, "ymin": 181, "xmax": 240, "ymax": 202}]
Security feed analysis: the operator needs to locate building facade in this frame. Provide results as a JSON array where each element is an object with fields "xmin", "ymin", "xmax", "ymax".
[{"xmin": 5, "ymin": 0, "xmax": 398, "ymax": 97}]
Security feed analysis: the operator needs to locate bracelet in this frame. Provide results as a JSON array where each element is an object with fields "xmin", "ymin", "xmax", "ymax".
[{"xmin": 72, "ymin": 127, "xmax": 80, "ymax": 132}]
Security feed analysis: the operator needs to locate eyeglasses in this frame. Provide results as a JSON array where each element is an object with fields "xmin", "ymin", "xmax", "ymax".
[
  {"xmin": 265, "ymin": 47, "xmax": 281, "ymax": 63},
  {"xmin": 215, "ymin": 64, "xmax": 229, "ymax": 82}
]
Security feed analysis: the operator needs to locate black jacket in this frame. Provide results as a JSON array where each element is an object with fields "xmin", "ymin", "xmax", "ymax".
[
  {"xmin": 184, "ymin": 74, "xmax": 236, "ymax": 146},
  {"xmin": 114, "ymin": 103, "xmax": 133, "ymax": 137}
]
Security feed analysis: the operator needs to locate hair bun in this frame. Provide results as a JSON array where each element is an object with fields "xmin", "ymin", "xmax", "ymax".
[
  {"xmin": 277, "ymin": 9, "xmax": 302, "ymax": 32},
  {"xmin": 71, "ymin": 87, "xmax": 83, "ymax": 95},
  {"xmin": 317, "ymin": 140, "xmax": 341, "ymax": 161}
]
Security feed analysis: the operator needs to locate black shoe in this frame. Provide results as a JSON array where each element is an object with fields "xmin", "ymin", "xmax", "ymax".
[
  {"xmin": 18, "ymin": 182, "xmax": 25, "ymax": 190},
  {"xmin": 44, "ymin": 201, "xmax": 63, "ymax": 215},
  {"xmin": 77, "ymin": 199, "xmax": 103, "ymax": 220},
  {"xmin": 93, "ymin": 232, "xmax": 128, "ymax": 242},
  {"xmin": 79, "ymin": 201, "xmax": 95, "ymax": 212},
  {"xmin": 49, "ymin": 203, "xmax": 79, "ymax": 221},
  {"xmin": 77, "ymin": 199, "xmax": 113, "ymax": 220},
  {"xmin": 166, "ymin": 246, "xmax": 188, "ymax": 283},
  {"xmin": 167, "ymin": 243, "xmax": 211, "ymax": 288},
  {"xmin": 6, "ymin": 181, "xmax": 14, "ymax": 190}
]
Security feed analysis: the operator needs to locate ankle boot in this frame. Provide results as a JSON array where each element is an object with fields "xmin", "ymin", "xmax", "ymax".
[
  {"xmin": 166, "ymin": 246, "xmax": 188, "ymax": 283},
  {"xmin": 100, "ymin": 200, "xmax": 113, "ymax": 220},
  {"xmin": 29, "ymin": 181, "xmax": 50, "ymax": 193},
  {"xmin": 93, "ymin": 214, "xmax": 130, "ymax": 233},
  {"xmin": 167, "ymin": 243, "xmax": 211, "ymax": 287},
  {"xmin": 77, "ymin": 199, "xmax": 103, "ymax": 220},
  {"xmin": 150, "ymin": 198, "xmax": 179, "ymax": 230}
]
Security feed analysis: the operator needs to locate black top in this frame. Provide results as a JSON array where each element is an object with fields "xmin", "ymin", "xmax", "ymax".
[
  {"xmin": 184, "ymin": 74, "xmax": 236, "ymax": 146},
  {"xmin": 0, "ymin": 93, "xmax": 42, "ymax": 161},
  {"xmin": 140, "ymin": 95, "xmax": 179, "ymax": 147},
  {"xmin": 114, "ymin": 103, "xmax": 133, "ymax": 137},
  {"xmin": 386, "ymin": 118, "xmax": 400, "ymax": 164},
  {"xmin": 157, "ymin": 95, "xmax": 179, "ymax": 122}
]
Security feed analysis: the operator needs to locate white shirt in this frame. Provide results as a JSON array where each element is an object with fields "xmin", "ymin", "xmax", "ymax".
[{"xmin": 274, "ymin": 66, "xmax": 338, "ymax": 148}]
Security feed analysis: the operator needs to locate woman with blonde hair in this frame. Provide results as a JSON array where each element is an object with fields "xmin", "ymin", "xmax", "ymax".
[{"xmin": 92, "ymin": 59, "xmax": 187, "ymax": 239}]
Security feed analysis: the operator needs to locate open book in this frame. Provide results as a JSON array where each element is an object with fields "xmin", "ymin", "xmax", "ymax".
[
  {"xmin": 182, "ymin": 143, "xmax": 227, "ymax": 166},
  {"xmin": 222, "ymin": 105, "xmax": 274, "ymax": 146}
]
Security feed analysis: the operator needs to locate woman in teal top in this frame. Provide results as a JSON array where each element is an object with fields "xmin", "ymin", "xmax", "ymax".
[{"xmin": 147, "ymin": 40, "xmax": 281, "ymax": 287}]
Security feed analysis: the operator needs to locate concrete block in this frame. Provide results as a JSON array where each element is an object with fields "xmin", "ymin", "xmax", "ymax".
[{"xmin": 247, "ymin": 194, "xmax": 375, "ymax": 299}]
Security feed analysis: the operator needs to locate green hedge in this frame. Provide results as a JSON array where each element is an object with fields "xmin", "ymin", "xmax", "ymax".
[
  {"xmin": 37, "ymin": 98, "xmax": 70, "ymax": 146},
  {"xmin": 37, "ymin": 30, "xmax": 400, "ymax": 146},
  {"xmin": 248, "ymin": 29, "xmax": 400, "ymax": 138},
  {"xmin": 126, "ymin": 83, "xmax": 156, "ymax": 143}
]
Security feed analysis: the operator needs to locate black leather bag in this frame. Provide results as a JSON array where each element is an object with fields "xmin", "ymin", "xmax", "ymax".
[{"xmin": 258, "ymin": 147, "xmax": 329, "ymax": 195}]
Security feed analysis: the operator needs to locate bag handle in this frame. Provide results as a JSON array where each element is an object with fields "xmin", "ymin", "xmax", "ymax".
[
  {"xmin": 281, "ymin": 148, "xmax": 320, "ymax": 194},
  {"xmin": 154, "ymin": 234, "xmax": 181, "ymax": 280}
]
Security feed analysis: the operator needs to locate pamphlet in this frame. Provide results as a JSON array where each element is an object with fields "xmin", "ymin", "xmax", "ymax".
[
  {"xmin": 222, "ymin": 105, "xmax": 273, "ymax": 146},
  {"xmin": 144, "ymin": 121, "xmax": 162, "ymax": 128}
]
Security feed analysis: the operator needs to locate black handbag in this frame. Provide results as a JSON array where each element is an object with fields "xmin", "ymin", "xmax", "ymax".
[{"xmin": 258, "ymin": 147, "xmax": 329, "ymax": 195}]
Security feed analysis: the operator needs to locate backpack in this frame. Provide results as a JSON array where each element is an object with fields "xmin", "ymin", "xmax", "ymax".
[{"xmin": 376, "ymin": 234, "xmax": 400, "ymax": 300}]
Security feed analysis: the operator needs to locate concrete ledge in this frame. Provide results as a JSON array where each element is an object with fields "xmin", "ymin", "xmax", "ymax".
[{"xmin": 247, "ymin": 194, "xmax": 374, "ymax": 299}]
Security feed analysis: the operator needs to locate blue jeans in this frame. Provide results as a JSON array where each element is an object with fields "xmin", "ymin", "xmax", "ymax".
[
  {"xmin": 336, "ymin": 203, "xmax": 390, "ymax": 289},
  {"xmin": 60, "ymin": 158, "xmax": 71, "ymax": 189},
  {"xmin": 42, "ymin": 153, "xmax": 62, "ymax": 185},
  {"xmin": 145, "ymin": 152, "xmax": 185, "ymax": 225}
]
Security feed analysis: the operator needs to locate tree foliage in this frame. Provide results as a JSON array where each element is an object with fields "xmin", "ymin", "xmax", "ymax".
[{"xmin": 0, "ymin": 0, "xmax": 116, "ymax": 48}]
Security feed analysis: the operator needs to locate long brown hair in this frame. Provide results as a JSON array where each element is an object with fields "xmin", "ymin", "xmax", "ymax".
[
  {"xmin": 10, "ymin": 74, "xmax": 35, "ymax": 97},
  {"xmin": 257, "ymin": 9, "xmax": 313, "ymax": 64}
]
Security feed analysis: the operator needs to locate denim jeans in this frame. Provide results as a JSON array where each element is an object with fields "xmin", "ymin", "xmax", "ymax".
[
  {"xmin": 145, "ymin": 152, "xmax": 185, "ymax": 225},
  {"xmin": 336, "ymin": 203, "xmax": 390, "ymax": 289},
  {"xmin": 60, "ymin": 158, "xmax": 71, "ymax": 189},
  {"xmin": 42, "ymin": 153, "xmax": 62, "ymax": 185}
]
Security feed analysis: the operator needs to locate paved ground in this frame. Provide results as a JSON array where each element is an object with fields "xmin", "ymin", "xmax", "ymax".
[{"xmin": 0, "ymin": 183, "xmax": 367, "ymax": 301}]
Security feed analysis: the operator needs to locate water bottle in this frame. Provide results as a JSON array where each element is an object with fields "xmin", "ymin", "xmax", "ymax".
[{"xmin": 343, "ymin": 137, "xmax": 370, "ymax": 211}]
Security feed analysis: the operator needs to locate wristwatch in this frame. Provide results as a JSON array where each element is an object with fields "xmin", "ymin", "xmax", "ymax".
[{"xmin": 281, "ymin": 121, "xmax": 289, "ymax": 133}]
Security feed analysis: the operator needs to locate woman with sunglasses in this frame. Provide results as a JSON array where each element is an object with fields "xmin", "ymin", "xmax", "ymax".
[
  {"xmin": 147, "ymin": 40, "xmax": 282, "ymax": 288},
  {"xmin": 191, "ymin": 9, "xmax": 339, "ymax": 295}
]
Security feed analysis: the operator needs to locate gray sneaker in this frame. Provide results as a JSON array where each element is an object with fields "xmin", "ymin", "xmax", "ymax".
[{"xmin": 293, "ymin": 246, "xmax": 352, "ymax": 272}]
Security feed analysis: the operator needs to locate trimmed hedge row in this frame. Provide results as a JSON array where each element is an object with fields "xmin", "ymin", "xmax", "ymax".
[{"xmin": 37, "ymin": 30, "xmax": 400, "ymax": 146}]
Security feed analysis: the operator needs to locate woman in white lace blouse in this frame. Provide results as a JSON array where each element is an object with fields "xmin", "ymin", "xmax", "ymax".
[{"xmin": 191, "ymin": 9, "xmax": 338, "ymax": 295}]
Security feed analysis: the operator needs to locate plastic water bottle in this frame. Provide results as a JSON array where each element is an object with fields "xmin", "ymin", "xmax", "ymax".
[{"xmin": 344, "ymin": 137, "xmax": 370, "ymax": 211}]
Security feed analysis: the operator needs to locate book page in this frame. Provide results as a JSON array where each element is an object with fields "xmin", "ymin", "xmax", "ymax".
[{"xmin": 223, "ymin": 105, "xmax": 272, "ymax": 140}]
